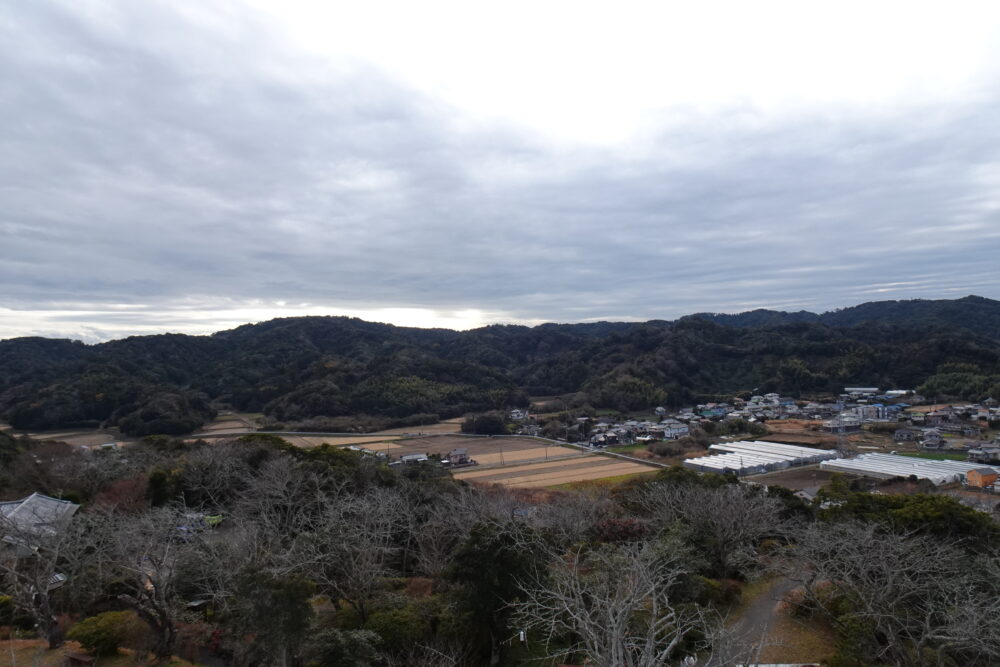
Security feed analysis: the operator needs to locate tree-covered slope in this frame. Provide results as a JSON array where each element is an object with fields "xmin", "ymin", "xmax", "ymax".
[
  {"xmin": 689, "ymin": 295, "xmax": 1000, "ymax": 340},
  {"xmin": 1, "ymin": 297, "xmax": 999, "ymax": 435}
]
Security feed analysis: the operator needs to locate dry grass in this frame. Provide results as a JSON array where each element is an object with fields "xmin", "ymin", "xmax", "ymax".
[
  {"xmin": 22, "ymin": 430, "xmax": 122, "ymax": 447},
  {"xmin": 472, "ymin": 447, "xmax": 583, "ymax": 466},
  {"xmin": 549, "ymin": 470, "xmax": 659, "ymax": 491},
  {"xmin": 757, "ymin": 615, "xmax": 837, "ymax": 663},
  {"xmin": 456, "ymin": 457, "xmax": 657, "ymax": 488},
  {"xmin": 0, "ymin": 639, "xmax": 199, "ymax": 667},
  {"xmin": 371, "ymin": 418, "xmax": 463, "ymax": 436},
  {"xmin": 197, "ymin": 419, "xmax": 247, "ymax": 433},
  {"xmin": 453, "ymin": 457, "xmax": 605, "ymax": 480},
  {"xmin": 281, "ymin": 435, "xmax": 402, "ymax": 448}
]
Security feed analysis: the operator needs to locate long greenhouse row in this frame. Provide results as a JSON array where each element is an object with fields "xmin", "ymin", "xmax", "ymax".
[
  {"xmin": 683, "ymin": 440, "xmax": 839, "ymax": 476},
  {"xmin": 820, "ymin": 453, "xmax": 999, "ymax": 485}
]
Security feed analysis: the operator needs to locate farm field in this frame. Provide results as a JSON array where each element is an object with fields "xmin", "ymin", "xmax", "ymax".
[
  {"xmin": 388, "ymin": 435, "xmax": 655, "ymax": 486},
  {"xmin": 22, "ymin": 428, "xmax": 124, "ymax": 447},
  {"xmin": 759, "ymin": 419, "xmax": 836, "ymax": 446},
  {"xmin": 387, "ymin": 435, "xmax": 568, "ymax": 461},
  {"xmin": 371, "ymin": 417, "xmax": 464, "ymax": 436},
  {"xmin": 199, "ymin": 418, "xmax": 249, "ymax": 434},
  {"xmin": 453, "ymin": 455, "xmax": 657, "ymax": 488},
  {"xmin": 281, "ymin": 434, "xmax": 403, "ymax": 449}
]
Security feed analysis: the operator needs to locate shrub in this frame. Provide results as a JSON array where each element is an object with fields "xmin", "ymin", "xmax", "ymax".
[
  {"xmin": 649, "ymin": 440, "xmax": 685, "ymax": 457},
  {"xmin": 305, "ymin": 628, "xmax": 381, "ymax": 667},
  {"xmin": 364, "ymin": 607, "xmax": 429, "ymax": 653},
  {"xmin": 67, "ymin": 611, "xmax": 139, "ymax": 656},
  {"xmin": 692, "ymin": 576, "xmax": 741, "ymax": 606}
]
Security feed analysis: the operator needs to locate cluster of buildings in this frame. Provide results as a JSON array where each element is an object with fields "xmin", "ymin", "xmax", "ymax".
[
  {"xmin": 589, "ymin": 417, "xmax": 689, "ymax": 447},
  {"xmin": 818, "ymin": 392, "xmax": 1000, "ymax": 457},
  {"xmin": 388, "ymin": 447, "xmax": 477, "ymax": 468}
]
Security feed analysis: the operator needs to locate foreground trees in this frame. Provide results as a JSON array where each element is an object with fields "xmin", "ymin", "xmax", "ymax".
[
  {"xmin": 0, "ymin": 512, "xmax": 100, "ymax": 648},
  {"xmin": 514, "ymin": 540, "xmax": 708, "ymax": 667},
  {"xmin": 784, "ymin": 521, "xmax": 1000, "ymax": 666},
  {"xmin": 6, "ymin": 432, "xmax": 1000, "ymax": 666}
]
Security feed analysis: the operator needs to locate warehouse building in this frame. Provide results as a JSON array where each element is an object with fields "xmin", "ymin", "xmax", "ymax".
[
  {"xmin": 820, "ymin": 453, "xmax": 1000, "ymax": 485},
  {"xmin": 683, "ymin": 441, "xmax": 839, "ymax": 476}
]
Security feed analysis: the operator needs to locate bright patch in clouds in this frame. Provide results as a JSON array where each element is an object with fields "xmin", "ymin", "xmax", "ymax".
[
  {"xmin": 0, "ymin": 301, "xmax": 515, "ymax": 343},
  {"xmin": 248, "ymin": 0, "xmax": 1000, "ymax": 145}
]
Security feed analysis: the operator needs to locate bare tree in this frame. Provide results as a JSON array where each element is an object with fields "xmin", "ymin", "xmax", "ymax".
[
  {"xmin": 638, "ymin": 481, "xmax": 787, "ymax": 577},
  {"xmin": 91, "ymin": 506, "xmax": 194, "ymax": 659},
  {"xmin": 413, "ymin": 504, "xmax": 464, "ymax": 578},
  {"xmin": 177, "ymin": 442, "xmax": 255, "ymax": 508},
  {"xmin": 233, "ymin": 456, "xmax": 343, "ymax": 542},
  {"xmin": 531, "ymin": 488, "xmax": 616, "ymax": 547},
  {"xmin": 783, "ymin": 521, "xmax": 1000, "ymax": 666},
  {"xmin": 290, "ymin": 487, "xmax": 406, "ymax": 623},
  {"xmin": 0, "ymin": 508, "xmax": 99, "ymax": 648},
  {"xmin": 512, "ymin": 540, "xmax": 712, "ymax": 667},
  {"xmin": 412, "ymin": 485, "xmax": 526, "ymax": 577}
]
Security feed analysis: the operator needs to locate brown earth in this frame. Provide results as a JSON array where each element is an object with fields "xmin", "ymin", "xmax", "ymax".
[
  {"xmin": 371, "ymin": 417, "xmax": 464, "ymax": 436},
  {"xmin": 453, "ymin": 456, "xmax": 615, "ymax": 481},
  {"xmin": 282, "ymin": 435, "xmax": 403, "ymax": 448},
  {"xmin": 744, "ymin": 466, "xmax": 852, "ymax": 494},
  {"xmin": 390, "ymin": 435, "xmax": 568, "ymax": 460},
  {"xmin": 488, "ymin": 462, "xmax": 656, "ymax": 489},
  {"xmin": 454, "ymin": 454, "xmax": 656, "ymax": 488},
  {"xmin": 23, "ymin": 429, "xmax": 124, "ymax": 447}
]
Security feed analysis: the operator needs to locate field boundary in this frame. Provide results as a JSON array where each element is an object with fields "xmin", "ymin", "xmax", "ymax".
[{"xmin": 186, "ymin": 430, "xmax": 671, "ymax": 469}]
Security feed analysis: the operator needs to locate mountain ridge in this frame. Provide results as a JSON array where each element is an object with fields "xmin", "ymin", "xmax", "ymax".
[{"xmin": 2, "ymin": 296, "xmax": 998, "ymax": 436}]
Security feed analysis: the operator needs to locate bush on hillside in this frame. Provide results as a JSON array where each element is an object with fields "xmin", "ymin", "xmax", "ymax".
[{"xmin": 67, "ymin": 611, "xmax": 140, "ymax": 656}]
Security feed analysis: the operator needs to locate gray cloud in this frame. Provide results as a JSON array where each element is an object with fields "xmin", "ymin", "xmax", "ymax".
[{"xmin": 2, "ymin": 1, "xmax": 1000, "ymax": 341}]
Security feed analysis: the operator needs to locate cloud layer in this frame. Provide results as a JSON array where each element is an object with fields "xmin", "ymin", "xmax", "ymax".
[{"xmin": 2, "ymin": 1, "xmax": 1000, "ymax": 341}]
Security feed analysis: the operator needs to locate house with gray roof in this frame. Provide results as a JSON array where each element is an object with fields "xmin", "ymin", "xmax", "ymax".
[{"xmin": 0, "ymin": 492, "xmax": 79, "ymax": 556}]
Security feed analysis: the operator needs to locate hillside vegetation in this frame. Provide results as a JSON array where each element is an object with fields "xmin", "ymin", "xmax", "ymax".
[{"xmin": 2, "ymin": 297, "xmax": 999, "ymax": 435}]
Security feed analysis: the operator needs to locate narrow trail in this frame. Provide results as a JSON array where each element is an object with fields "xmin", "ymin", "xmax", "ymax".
[{"xmin": 730, "ymin": 577, "xmax": 799, "ymax": 659}]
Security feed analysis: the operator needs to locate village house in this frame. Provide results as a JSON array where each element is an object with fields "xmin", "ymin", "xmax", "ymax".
[
  {"xmin": 939, "ymin": 423, "xmax": 982, "ymax": 437},
  {"xmin": 0, "ymin": 493, "xmax": 80, "ymax": 558},
  {"xmin": 823, "ymin": 414, "xmax": 862, "ymax": 433},
  {"xmin": 927, "ymin": 409, "xmax": 954, "ymax": 425},
  {"xmin": 445, "ymin": 448, "xmax": 473, "ymax": 465},
  {"xmin": 920, "ymin": 428, "xmax": 944, "ymax": 450},
  {"xmin": 660, "ymin": 419, "xmax": 689, "ymax": 439},
  {"xmin": 969, "ymin": 444, "xmax": 1000, "ymax": 464},
  {"xmin": 965, "ymin": 467, "xmax": 999, "ymax": 489}
]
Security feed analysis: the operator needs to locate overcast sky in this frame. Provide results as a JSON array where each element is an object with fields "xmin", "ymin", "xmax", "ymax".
[{"xmin": 2, "ymin": 1, "xmax": 1000, "ymax": 342}]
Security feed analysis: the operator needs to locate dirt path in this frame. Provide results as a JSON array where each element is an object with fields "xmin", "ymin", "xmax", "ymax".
[{"xmin": 730, "ymin": 577, "xmax": 799, "ymax": 658}]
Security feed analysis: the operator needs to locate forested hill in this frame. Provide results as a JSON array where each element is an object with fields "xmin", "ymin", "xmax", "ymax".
[
  {"xmin": 2, "ymin": 297, "xmax": 1000, "ymax": 436},
  {"xmin": 688, "ymin": 295, "xmax": 1000, "ymax": 339}
]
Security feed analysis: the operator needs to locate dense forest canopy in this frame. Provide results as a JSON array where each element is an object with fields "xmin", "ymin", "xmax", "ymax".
[{"xmin": 2, "ymin": 296, "xmax": 999, "ymax": 435}]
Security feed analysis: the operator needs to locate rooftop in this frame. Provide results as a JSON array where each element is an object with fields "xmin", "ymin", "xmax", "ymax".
[{"xmin": 0, "ymin": 492, "xmax": 80, "ymax": 543}]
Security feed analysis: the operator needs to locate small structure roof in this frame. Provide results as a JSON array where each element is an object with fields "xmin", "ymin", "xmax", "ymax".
[{"xmin": 0, "ymin": 492, "xmax": 79, "ymax": 543}]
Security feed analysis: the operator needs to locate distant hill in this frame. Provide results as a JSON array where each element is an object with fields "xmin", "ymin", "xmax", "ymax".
[
  {"xmin": 1, "ymin": 297, "xmax": 999, "ymax": 435},
  {"xmin": 688, "ymin": 295, "xmax": 1000, "ymax": 340}
]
